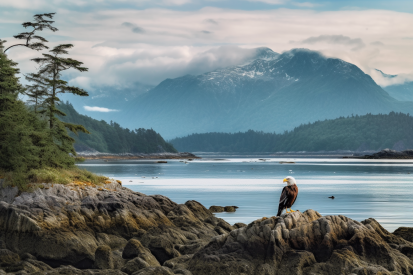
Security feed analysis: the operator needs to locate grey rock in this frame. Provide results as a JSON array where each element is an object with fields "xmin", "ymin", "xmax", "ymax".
[
  {"xmin": 209, "ymin": 205, "xmax": 238, "ymax": 213},
  {"xmin": 122, "ymin": 239, "xmax": 160, "ymax": 270},
  {"xmin": 131, "ymin": 266, "xmax": 174, "ymax": 275},
  {"xmin": 223, "ymin": 206, "xmax": 237, "ymax": 212},
  {"xmin": 0, "ymin": 249, "xmax": 20, "ymax": 266},
  {"xmin": 186, "ymin": 210, "xmax": 413, "ymax": 275},
  {"xmin": 163, "ymin": 254, "xmax": 192, "ymax": 271},
  {"xmin": 393, "ymin": 227, "xmax": 413, "ymax": 242},
  {"xmin": 0, "ymin": 181, "xmax": 221, "ymax": 268},
  {"xmin": 42, "ymin": 265, "xmax": 127, "ymax": 274},
  {"xmin": 94, "ymin": 245, "xmax": 114, "ymax": 269},
  {"xmin": 208, "ymin": 206, "xmax": 224, "ymax": 213},
  {"xmin": 121, "ymin": 257, "xmax": 151, "ymax": 275},
  {"xmin": 5, "ymin": 258, "xmax": 52, "ymax": 273},
  {"xmin": 233, "ymin": 222, "xmax": 247, "ymax": 229},
  {"xmin": 173, "ymin": 269, "xmax": 192, "ymax": 275}
]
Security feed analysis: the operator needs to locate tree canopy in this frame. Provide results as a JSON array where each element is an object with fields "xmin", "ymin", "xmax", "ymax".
[
  {"xmin": 170, "ymin": 112, "xmax": 413, "ymax": 153},
  {"xmin": 58, "ymin": 102, "xmax": 178, "ymax": 154},
  {"xmin": 4, "ymin": 13, "xmax": 57, "ymax": 53},
  {"xmin": 0, "ymin": 13, "xmax": 90, "ymax": 188}
]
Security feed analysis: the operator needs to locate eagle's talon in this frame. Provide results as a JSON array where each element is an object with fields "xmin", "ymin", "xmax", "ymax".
[{"xmin": 290, "ymin": 209, "xmax": 296, "ymax": 212}]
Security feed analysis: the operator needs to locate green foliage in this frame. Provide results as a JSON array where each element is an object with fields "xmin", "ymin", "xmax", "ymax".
[
  {"xmin": 0, "ymin": 42, "xmax": 78, "ymax": 190},
  {"xmin": 26, "ymin": 44, "xmax": 90, "ymax": 157},
  {"xmin": 170, "ymin": 112, "xmax": 413, "ymax": 152},
  {"xmin": 4, "ymin": 13, "xmax": 57, "ymax": 53},
  {"xmin": 58, "ymin": 102, "xmax": 178, "ymax": 153},
  {"xmin": 1, "ymin": 167, "xmax": 107, "ymax": 189},
  {"xmin": 0, "ymin": 41, "xmax": 40, "ymax": 173},
  {"xmin": 74, "ymin": 156, "xmax": 85, "ymax": 163}
]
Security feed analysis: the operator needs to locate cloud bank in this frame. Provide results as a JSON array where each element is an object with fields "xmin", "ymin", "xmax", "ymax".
[
  {"xmin": 2, "ymin": 5, "xmax": 413, "ymax": 93},
  {"xmin": 300, "ymin": 35, "xmax": 366, "ymax": 51}
]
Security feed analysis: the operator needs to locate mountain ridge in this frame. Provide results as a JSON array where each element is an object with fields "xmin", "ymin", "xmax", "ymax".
[
  {"xmin": 113, "ymin": 48, "xmax": 413, "ymax": 139},
  {"xmin": 169, "ymin": 112, "xmax": 413, "ymax": 152}
]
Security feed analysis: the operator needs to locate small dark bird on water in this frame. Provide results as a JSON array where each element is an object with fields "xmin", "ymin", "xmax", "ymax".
[{"xmin": 329, "ymin": 196, "xmax": 335, "ymax": 199}]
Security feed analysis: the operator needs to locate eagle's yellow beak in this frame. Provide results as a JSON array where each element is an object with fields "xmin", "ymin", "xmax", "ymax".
[{"xmin": 283, "ymin": 178, "xmax": 288, "ymax": 182}]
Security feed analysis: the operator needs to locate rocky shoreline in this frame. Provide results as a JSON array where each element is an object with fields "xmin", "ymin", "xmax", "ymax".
[
  {"xmin": 76, "ymin": 152, "xmax": 200, "ymax": 160},
  {"xmin": 0, "ymin": 180, "xmax": 412, "ymax": 274}
]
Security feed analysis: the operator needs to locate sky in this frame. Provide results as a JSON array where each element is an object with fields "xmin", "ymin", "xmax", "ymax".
[{"xmin": 1, "ymin": 0, "xmax": 413, "ymax": 101}]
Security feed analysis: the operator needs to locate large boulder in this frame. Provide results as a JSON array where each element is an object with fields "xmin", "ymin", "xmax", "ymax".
[
  {"xmin": 393, "ymin": 227, "xmax": 413, "ymax": 242},
  {"xmin": 122, "ymin": 239, "xmax": 160, "ymax": 266},
  {"xmin": 121, "ymin": 257, "xmax": 151, "ymax": 275},
  {"xmin": 0, "ymin": 181, "xmax": 221, "ymax": 268},
  {"xmin": 0, "ymin": 249, "xmax": 20, "ymax": 266},
  {"xmin": 120, "ymin": 239, "xmax": 161, "ymax": 274},
  {"xmin": 131, "ymin": 266, "xmax": 174, "ymax": 275},
  {"xmin": 94, "ymin": 245, "xmax": 114, "ymax": 269},
  {"xmin": 209, "ymin": 206, "xmax": 224, "ymax": 213},
  {"xmin": 186, "ymin": 210, "xmax": 413, "ymax": 275}
]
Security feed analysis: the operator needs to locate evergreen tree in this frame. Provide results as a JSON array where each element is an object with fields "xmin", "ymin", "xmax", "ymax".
[
  {"xmin": 24, "ymin": 82, "xmax": 47, "ymax": 113},
  {"xmin": 0, "ymin": 40, "xmax": 24, "ymax": 106},
  {"xmin": 27, "ymin": 44, "xmax": 90, "ymax": 156},
  {"xmin": 0, "ymin": 40, "xmax": 46, "ymax": 175},
  {"xmin": 4, "ymin": 13, "xmax": 57, "ymax": 53}
]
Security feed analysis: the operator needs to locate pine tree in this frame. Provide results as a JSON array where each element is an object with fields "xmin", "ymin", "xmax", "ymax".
[
  {"xmin": 0, "ymin": 40, "xmax": 44, "ymax": 173},
  {"xmin": 28, "ymin": 44, "xmax": 90, "ymax": 156},
  {"xmin": 4, "ymin": 13, "xmax": 57, "ymax": 53},
  {"xmin": 24, "ymin": 80, "xmax": 48, "ymax": 113}
]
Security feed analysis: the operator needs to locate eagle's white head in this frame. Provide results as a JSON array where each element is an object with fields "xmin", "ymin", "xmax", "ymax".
[{"xmin": 283, "ymin": 176, "xmax": 296, "ymax": 186}]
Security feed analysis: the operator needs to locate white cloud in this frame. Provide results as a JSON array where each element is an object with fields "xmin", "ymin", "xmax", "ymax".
[
  {"xmin": 84, "ymin": 106, "xmax": 119, "ymax": 112},
  {"xmin": 3, "ymin": 6, "xmax": 413, "ymax": 92},
  {"xmin": 300, "ymin": 35, "xmax": 365, "ymax": 51},
  {"xmin": 246, "ymin": 0, "xmax": 288, "ymax": 4},
  {"xmin": 292, "ymin": 2, "xmax": 319, "ymax": 8},
  {"xmin": 370, "ymin": 41, "xmax": 384, "ymax": 46},
  {"xmin": 371, "ymin": 71, "xmax": 413, "ymax": 87},
  {"xmin": 162, "ymin": 0, "xmax": 192, "ymax": 5}
]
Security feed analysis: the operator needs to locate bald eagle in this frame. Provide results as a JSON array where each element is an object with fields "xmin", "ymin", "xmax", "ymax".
[{"xmin": 277, "ymin": 176, "xmax": 298, "ymax": 216}]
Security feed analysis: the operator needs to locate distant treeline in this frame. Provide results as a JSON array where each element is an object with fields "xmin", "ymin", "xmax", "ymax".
[
  {"xmin": 170, "ymin": 112, "xmax": 413, "ymax": 152},
  {"xmin": 58, "ymin": 103, "xmax": 177, "ymax": 153}
]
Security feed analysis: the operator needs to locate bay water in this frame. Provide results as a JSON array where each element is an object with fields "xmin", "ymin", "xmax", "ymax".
[{"xmin": 78, "ymin": 155, "xmax": 413, "ymax": 232}]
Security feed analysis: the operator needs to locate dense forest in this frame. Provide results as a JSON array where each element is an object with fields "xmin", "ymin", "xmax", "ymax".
[
  {"xmin": 0, "ymin": 13, "xmax": 105, "ymax": 188},
  {"xmin": 58, "ymin": 102, "xmax": 177, "ymax": 154},
  {"xmin": 170, "ymin": 112, "xmax": 413, "ymax": 152}
]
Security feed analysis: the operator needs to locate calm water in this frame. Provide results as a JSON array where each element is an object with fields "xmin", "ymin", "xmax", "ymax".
[{"xmin": 78, "ymin": 156, "xmax": 413, "ymax": 232}]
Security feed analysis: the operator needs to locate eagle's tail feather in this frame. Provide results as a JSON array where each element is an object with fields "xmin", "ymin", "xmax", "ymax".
[{"xmin": 277, "ymin": 207, "xmax": 282, "ymax": 217}]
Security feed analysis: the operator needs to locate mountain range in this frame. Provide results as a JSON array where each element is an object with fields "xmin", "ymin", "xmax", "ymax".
[{"xmin": 64, "ymin": 47, "xmax": 413, "ymax": 139}]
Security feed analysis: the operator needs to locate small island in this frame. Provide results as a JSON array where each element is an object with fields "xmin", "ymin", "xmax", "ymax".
[{"xmin": 346, "ymin": 149, "xmax": 413, "ymax": 159}]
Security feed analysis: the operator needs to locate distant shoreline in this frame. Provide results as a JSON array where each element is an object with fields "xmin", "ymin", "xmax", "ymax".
[
  {"xmin": 76, "ymin": 152, "xmax": 200, "ymax": 160},
  {"xmin": 345, "ymin": 149, "xmax": 413, "ymax": 159}
]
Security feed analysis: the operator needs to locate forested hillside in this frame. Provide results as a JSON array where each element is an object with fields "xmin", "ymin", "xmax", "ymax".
[
  {"xmin": 58, "ymin": 103, "xmax": 177, "ymax": 153},
  {"xmin": 170, "ymin": 112, "xmax": 413, "ymax": 152}
]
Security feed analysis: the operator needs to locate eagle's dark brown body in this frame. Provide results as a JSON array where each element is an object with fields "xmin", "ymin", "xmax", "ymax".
[{"xmin": 277, "ymin": 184, "xmax": 298, "ymax": 216}]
